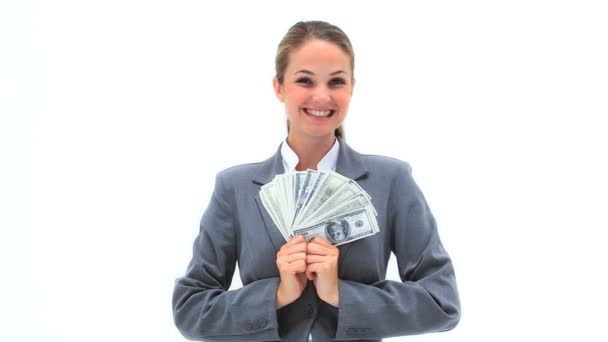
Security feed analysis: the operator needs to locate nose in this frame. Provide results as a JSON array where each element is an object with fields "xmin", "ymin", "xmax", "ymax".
[{"xmin": 311, "ymin": 86, "xmax": 331, "ymax": 105}]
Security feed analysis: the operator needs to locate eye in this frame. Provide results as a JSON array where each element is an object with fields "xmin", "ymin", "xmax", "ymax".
[
  {"xmin": 295, "ymin": 77, "xmax": 313, "ymax": 86},
  {"xmin": 329, "ymin": 78, "xmax": 346, "ymax": 87}
]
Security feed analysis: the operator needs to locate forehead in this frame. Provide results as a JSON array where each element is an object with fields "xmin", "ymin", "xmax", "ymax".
[{"xmin": 286, "ymin": 39, "xmax": 352, "ymax": 74}]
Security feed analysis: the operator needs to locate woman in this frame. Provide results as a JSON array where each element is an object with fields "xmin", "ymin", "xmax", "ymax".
[{"xmin": 173, "ymin": 21, "xmax": 460, "ymax": 341}]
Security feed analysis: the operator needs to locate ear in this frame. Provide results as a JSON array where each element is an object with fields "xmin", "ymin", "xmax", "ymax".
[
  {"xmin": 350, "ymin": 78, "xmax": 356, "ymax": 96},
  {"xmin": 272, "ymin": 77, "xmax": 285, "ymax": 102}
]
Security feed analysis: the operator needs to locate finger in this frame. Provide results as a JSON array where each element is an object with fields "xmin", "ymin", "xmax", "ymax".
[
  {"xmin": 285, "ymin": 234, "xmax": 305, "ymax": 246},
  {"xmin": 286, "ymin": 242, "xmax": 308, "ymax": 253},
  {"xmin": 305, "ymin": 267, "xmax": 316, "ymax": 281},
  {"xmin": 306, "ymin": 254, "xmax": 328, "ymax": 264},
  {"xmin": 307, "ymin": 262, "xmax": 335, "ymax": 276},
  {"xmin": 283, "ymin": 260, "xmax": 306, "ymax": 273},
  {"xmin": 296, "ymin": 272, "xmax": 309, "ymax": 283},
  {"xmin": 306, "ymin": 263, "xmax": 321, "ymax": 280},
  {"xmin": 309, "ymin": 237, "xmax": 338, "ymax": 249},
  {"xmin": 278, "ymin": 241, "xmax": 308, "ymax": 256},
  {"xmin": 307, "ymin": 242, "xmax": 338, "ymax": 256},
  {"xmin": 311, "ymin": 236, "xmax": 333, "ymax": 247},
  {"xmin": 284, "ymin": 252, "xmax": 307, "ymax": 263}
]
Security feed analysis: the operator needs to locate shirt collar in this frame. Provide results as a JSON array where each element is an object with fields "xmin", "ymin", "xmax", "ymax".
[{"xmin": 281, "ymin": 138, "xmax": 340, "ymax": 173}]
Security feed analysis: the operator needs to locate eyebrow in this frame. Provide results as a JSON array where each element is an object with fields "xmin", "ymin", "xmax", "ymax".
[{"xmin": 294, "ymin": 69, "xmax": 347, "ymax": 76}]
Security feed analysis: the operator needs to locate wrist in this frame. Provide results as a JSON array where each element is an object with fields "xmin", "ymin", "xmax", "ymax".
[
  {"xmin": 276, "ymin": 282, "xmax": 289, "ymax": 309},
  {"xmin": 321, "ymin": 283, "xmax": 340, "ymax": 307},
  {"xmin": 323, "ymin": 293, "xmax": 339, "ymax": 307}
]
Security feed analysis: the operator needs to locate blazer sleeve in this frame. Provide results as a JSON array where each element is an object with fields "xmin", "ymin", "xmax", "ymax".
[
  {"xmin": 172, "ymin": 172, "xmax": 282, "ymax": 341},
  {"xmin": 334, "ymin": 162, "xmax": 461, "ymax": 340}
]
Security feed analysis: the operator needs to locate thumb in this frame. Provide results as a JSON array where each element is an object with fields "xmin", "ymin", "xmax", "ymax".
[{"xmin": 306, "ymin": 268, "xmax": 316, "ymax": 281}]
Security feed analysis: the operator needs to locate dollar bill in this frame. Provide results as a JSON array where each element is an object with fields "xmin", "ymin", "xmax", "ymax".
[
  {"xmin": 292, "ymin": 207, "xmax": 378, "ymax": 246},
  {"xmin": 293, "ymin": 171, "xmax": 349, "ymax": 228},
  {"xmin": 291, "ymin": 172, "xmax": 327, "ymax": 228},
  {"xmin": 259, "ymin": 169, "xmax": 379, "ymax": 245},
  {"xmin": 297, "ymin": 192, "xmax": 373, "ymax": 229},
  {"xmin": 303, "ymin": 179, "xmax": 370, "ymax": 222},
  {"xmin": 260, "ymin": 182, "xmax": 288, "ymax": 239},
  {"xmin": 292, "ymin": 170, "xmax": 320, "ymax": 227}
]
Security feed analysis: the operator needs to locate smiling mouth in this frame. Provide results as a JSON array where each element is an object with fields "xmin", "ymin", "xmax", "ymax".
[{"xmin": 303, "ymin": 108, "xmax": 335, "ymax": 117}]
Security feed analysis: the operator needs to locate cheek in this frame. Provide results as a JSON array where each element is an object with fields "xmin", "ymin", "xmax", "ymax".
[
  {"xmin": 335, "ymin": 90, "xmax": 352, "ymax": 107},
  {"xmin": 284, "ymin": 89, "xmax": 307, "ymax": 108}
]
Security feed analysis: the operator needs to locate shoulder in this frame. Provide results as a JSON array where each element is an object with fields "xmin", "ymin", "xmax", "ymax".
[
  {"xmin": 360, "ymin": 153, "xmax": 413, "ymax": 178},
  {"xmin": 212, "ymin": 161, "xmax": 265, "ymax": 195},
  {"xmin": 340, "ymin": 139, "xmax": 416, "ymax": 185},
  {"xmin": 216, "ymin": 161, "xmax": 264, "ymax": 181},
  {"xmin": 357, "ymin": 153, "xmax": 423, "ymax": 200},
  {"xmin": 208, "ymin": 162, "xmax": 265, "ymax": 207}
]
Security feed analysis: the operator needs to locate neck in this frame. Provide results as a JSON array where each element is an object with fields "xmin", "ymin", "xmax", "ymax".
[{"xmin": 287, "ymin": 134, "xmax": 336, "ymax": 171}]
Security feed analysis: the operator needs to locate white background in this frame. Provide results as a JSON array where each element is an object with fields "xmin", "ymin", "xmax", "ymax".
[{"xmin": 2, "ymin": 0, "xmax": 607, "ymax": 341}]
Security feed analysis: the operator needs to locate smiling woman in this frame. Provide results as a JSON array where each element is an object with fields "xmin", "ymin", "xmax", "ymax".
[
  {"xmin": 172, "ymin": 20, "xmax": 461, "ymax": 342},
  {"xmin": 274, "ymin": 38, "xmax": 353, "ymax": 141},
  {"xmin": 274, "ymin": 21, "xmax": 354, "ymax": 142}
]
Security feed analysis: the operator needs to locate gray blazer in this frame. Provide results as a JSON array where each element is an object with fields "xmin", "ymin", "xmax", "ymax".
[{"xmin": 173, "ymin": 139, "xmax": 460, "ymax": 341}]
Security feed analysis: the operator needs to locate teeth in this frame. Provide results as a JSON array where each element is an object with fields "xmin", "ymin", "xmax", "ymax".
[{"xmin": 306, "ymin": 109, "xmax": 332, "ymax": 117}]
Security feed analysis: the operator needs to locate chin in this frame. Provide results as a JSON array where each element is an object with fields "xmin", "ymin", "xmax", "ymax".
[{"xmin": 304, "ymin": 130, "xmax": 338, "ymax": 139}]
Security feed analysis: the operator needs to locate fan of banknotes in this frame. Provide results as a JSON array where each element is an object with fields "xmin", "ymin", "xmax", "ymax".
[{"xmin": 260, "ymin": 169, "xmax": 379, "ymax": 246}]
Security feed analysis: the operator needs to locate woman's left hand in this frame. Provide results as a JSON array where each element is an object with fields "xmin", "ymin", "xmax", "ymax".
[{"xmin": 306, "ymin": 237, "xmax": 340, "ymax": 307}]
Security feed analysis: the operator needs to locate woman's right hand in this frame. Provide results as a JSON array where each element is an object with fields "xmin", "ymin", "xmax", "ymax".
[{"xmin": 276, "ymin": 235, "xmax": 308, "ymax": 309}]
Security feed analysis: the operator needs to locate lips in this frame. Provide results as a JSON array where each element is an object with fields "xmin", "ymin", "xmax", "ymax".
[{"xmin": 303, "ymin": 108, "xmax": 335, "ymax": 117}]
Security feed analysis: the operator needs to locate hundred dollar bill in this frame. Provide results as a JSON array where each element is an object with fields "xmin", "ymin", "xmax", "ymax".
[
  {"xmin": 259, "ymin": 170, "xmax": 380, "ymax": 244},
  {"xmin": 260, "ymin": 182, "xmax": 289, "ymax": 240},
  {"xmin": 293, "ymin": 170, "xmax": 349, "ymax": 228},
  {"xmin": 278, "ymin": 174, "xmax": 293, "ymax": 227},
  {"xmin": 268, "ymin": 176, "xmax": 285, "ymax": 231},
  {"xmin": 293, "ymin": 171, "xmax": 306, "ymax": 206},
  {"xmin": 297, "ymin": 192, "xmax": 374, "ymax": 229},
  {"xmin": 292, "ymin": 207, "xmax": 378, "ymax": 246},
  {"xmin": 303, "ymin": 179, "xmax": 370, "ymax": 223},
  {"xmin": 291, "ymin": 170, "xmax": 319, "ymax": 227},
  {"xmin": 292, "ymin": 171, "xmax": 327, "ymax": 227}
]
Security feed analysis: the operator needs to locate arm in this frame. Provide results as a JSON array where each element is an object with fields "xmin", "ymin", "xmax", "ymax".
[
  {"xmin": 172, "ymin": 173, "xmax": 281, "ymax": 341},
  {"xmin": 334, "ymin": 163, "xmax": 461, "ymax": 340}
]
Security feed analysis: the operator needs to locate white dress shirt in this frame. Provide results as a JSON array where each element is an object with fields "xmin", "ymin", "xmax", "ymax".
[{"xmin": 280, "ymin": 138, "xmax": 340, "ymax": 173}]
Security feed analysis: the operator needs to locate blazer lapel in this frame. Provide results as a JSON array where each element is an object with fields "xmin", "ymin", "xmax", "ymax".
[
  {"xmin": 335, "ymin": 137, "xmax": 369, "ymax": 182},
  {"xmin": 334, "ymin": 138, "xmax": 369, "ymax": 271},
  {"xmin": 252, "ymin": 144, "xmax": 286, "ymax": 253},
  {"xmin": 254, "ymin": 194, "xmax": 287, "ymax": 253},
  {"xmin": 252, "ymin": 144, "xmax": 284, "ymax": 186}
]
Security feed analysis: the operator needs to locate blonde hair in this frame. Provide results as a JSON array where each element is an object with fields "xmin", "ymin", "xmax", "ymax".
[{"xmin": 276, "ymin": 21, "xmax": 355, "ymax": 139}]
